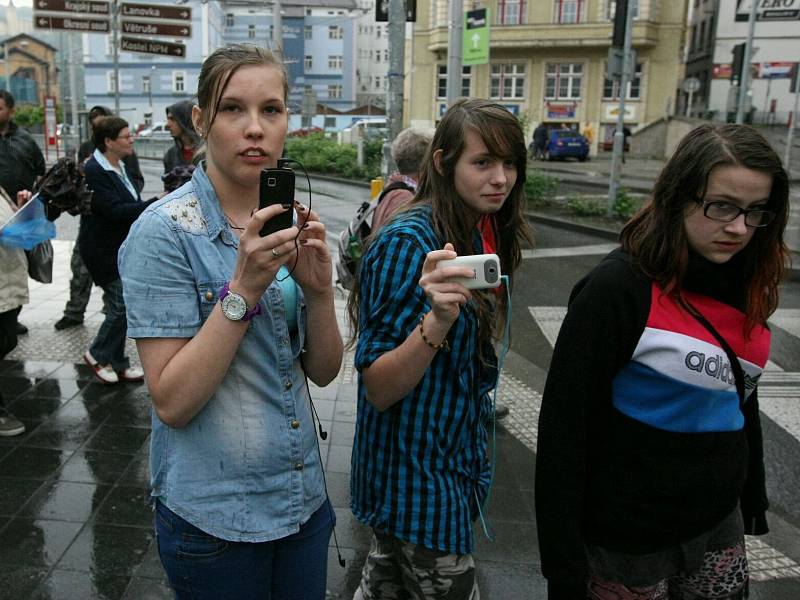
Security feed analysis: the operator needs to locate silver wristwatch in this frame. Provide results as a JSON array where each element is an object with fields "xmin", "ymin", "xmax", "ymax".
[{"xmin": 219, "ymin": 283, "xmax": 262, "ymax": 321}]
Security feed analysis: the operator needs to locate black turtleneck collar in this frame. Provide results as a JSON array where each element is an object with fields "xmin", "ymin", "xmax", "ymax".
[{"xmin": 683, "ymin": 249, "xmax": 747, "ymax": 312}]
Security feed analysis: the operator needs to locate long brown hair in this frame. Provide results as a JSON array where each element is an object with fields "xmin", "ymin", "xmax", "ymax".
[
  {"xmin": 620, "ymin": 124, "xmax": 790, "ymax": 329},
  {"xmin": 347, "ymin": 98, "xmax": 533, "ymax": 350}
]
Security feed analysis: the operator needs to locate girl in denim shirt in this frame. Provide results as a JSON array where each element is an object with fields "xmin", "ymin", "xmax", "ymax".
[{"xmin": 119, "ymin": 44, "xmax": 343, "ymax": 599}]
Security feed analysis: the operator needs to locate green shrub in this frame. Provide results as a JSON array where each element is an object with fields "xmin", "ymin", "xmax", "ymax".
[
  {"xmin": 612, "ymin": 187, "xmax": 638, "ymax": 220},
  {"xmin": 525, "ymin": 170, "xmax": 559, "ymax": 206},
  {"xmin": 283, "ymin": 134, "xmax": 381, "ymax": 181},
  {"xmin": 566, "ymin": 194, "xmax": 607, "ymax": 217}
]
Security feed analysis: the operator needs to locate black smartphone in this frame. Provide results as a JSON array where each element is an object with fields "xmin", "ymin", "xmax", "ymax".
[{"xmin": 258, "ymin": 167, "xmax": 295, "ymax": 237}]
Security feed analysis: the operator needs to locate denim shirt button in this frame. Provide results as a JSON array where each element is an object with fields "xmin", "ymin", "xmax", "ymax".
[
  {"xmin": 290, "ymin": 419, "xmax": 300, "ymax": 429},
  {"xmin": 284, "ymin": 380, "xmax": 293, "ymax": 390},
  {"xmin": 294, "ymin": 462, "xmax": 304, "ymax": 471},
  {"xmin": 204, "ymin": 290, "xmax": 213, "ymax": 301}
]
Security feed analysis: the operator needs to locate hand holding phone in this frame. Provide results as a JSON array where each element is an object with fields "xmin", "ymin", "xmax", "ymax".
[
  {"xmin": 437, "ymin": 253, "xmax": 502, "ymax": 289},
  {"xmin": 258, "ymin": 167, "xmax": 295, "ymax": 237}
]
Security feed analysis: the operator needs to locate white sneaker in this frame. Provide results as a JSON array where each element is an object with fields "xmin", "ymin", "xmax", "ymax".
[
  {"xmin": 0, "ymin": 411, "xmax": 25, "ymax": 437},
  {"xmin": 118, "ymin": 366, "xmax": 144, "ymax": 382},
  {"xmin": 84, "ymin": 350, "xmax": 98, "ymax": 368}
]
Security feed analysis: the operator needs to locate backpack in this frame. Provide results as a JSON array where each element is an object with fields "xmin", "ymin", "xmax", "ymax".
[{"xmin": 335, "ymin": 181, "xmax": 414, "ymax": 290}]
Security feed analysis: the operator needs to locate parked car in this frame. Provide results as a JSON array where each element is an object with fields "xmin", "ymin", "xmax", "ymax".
[
  {"xmin": 137, "ymin": 122, "xmax": 171, "ymax": 138},
  {"xmin": 339, "ymin": 118, "xmax": 387, "ymax": 144},
  {"xmin": 546, "ymin": 129, "xmax": 590, "ymax": 161}
]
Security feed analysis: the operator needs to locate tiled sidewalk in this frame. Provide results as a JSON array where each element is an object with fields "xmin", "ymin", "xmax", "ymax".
[{"xmin": 0, "ymin": 240, "xmax": 540, "ymax": 599}]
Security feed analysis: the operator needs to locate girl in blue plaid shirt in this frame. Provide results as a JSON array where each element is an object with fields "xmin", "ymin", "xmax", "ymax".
[{"xmin": 347, "ymin": 99, "xmax": 533, "ymax": 599}]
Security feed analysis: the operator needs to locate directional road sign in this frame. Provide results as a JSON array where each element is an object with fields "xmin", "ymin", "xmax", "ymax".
[
  {"xmin": 463, "ymin": 8, "xmax": 489, "ymax": 66},
  {"xmin": 121, "ymin": 20, "xmax": 191, "ymax": 37},
  {"xmin": 120, "ymin": 36, "xmax": 186, "ymax": 57},
  {"xmin": 34, "ymin": 0, "xmax": 109, "ymax": 15},
  {"xmin": 34, "ymin": 15, "xmax": 110, "ymax": 32},
  {"xmin": 120, "ymin": 2, "xmax": 191, "ymax": 21}
]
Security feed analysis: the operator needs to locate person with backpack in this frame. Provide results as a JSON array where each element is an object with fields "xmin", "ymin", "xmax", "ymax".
[
  {"xmin": 372, "ymin": 127, "xmax": 432, "ymax": 231},
  {"xmin": 535, "ymin": 124, "xmax": 789, "ymax": 598},
  {"xmin": 347, "ymin": 99, "xmax": 533, "ymax": 599}
]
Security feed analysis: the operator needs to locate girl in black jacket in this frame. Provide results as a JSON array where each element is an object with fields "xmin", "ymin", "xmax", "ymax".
[{"xmin": 536, "ymin": 124, "xmax": 790, "ymax": 599}]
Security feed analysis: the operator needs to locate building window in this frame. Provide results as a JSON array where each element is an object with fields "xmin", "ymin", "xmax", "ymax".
[
  {"xmin": 545, "ymin": 63, "xmax": 582, "ymax": 99},
  {"xmin": 384, "ymin": 49, "xmax": 389, "ymax": 61},
  {"xmin": 173, "ymin": 71, "xmax": 185, "ymax": 93},
  {"xmin": 328, "ymin": 84, "xmax": 342, "ymax": 99},
  {"xmin": 497, "ymin": 0, "xmax": 525, "ymax": 25},
  {"xmin": 605, "ymin": 0, "xmax": 639, "ymax": 20},
  {"xmin": 553, "ymin": 0, "xmax": 585, "ymax": 23},
  {"xmin": 107, "ymin": 71, "xmax": 117, "ymax": 93},
  {"xmin": 374, "ymin": 75, "xmax": 382, "ymax": 90},
  {"xmin": 437, "ymin": 64, "xmax": 473, "ymax": 98},
  {"xmin": 142, "ymin": 75, "xmax": 151, "ymax": 94},
  {"xmin": 491, "ymin": 63, "xmax": 525, "ymax": 99},
  {"xmin": 329, "ymin": 25, "xmax": 343, "ymax": 39},
  {"xmin": 304, "ymin": 25, "xmax": 312, "ymax": 39},
  {"xmin": 603, "ymin": 62, "xmax": 642, "ymax": 99},
  {"xmin": 305, "ymin": 55, "xmax": 313, "ymax": 70},
  {"xmin": 328, "ymin": 55, "xmax": 343, "ymax": 69},
  {"xmin": 226, "ymin": 13, "xmax": 234, "ymax": 27},
  {"xmin": 248, "ymin": 24, "xmax": 256, "ymax": 39}
]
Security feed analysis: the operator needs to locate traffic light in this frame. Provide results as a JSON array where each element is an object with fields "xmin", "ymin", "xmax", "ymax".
[
  {"xmin": 612, "ymin": 0, "xmax": 630, "ymax": 48},
  {"xmin": 731, "ymin": 43, "xmax": 746, "ymax": 84}
]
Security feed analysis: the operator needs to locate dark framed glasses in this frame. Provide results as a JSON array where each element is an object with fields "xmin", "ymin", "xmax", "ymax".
[{"xmin": 695, "ymin": 198, "xmax": 775, "ymax": 228}]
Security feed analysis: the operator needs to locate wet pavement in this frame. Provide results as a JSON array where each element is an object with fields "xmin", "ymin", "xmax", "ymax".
[{"xmin": 0, "ymin": 234, "xmax": 540, "ymax": 599}]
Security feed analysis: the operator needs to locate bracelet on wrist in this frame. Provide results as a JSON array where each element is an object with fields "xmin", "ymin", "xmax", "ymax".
[{"xmin": 419, "ymin": 313, "xmax": 450, "ymax": 352}]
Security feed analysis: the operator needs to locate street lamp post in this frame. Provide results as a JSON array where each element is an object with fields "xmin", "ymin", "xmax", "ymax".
[{"xmin": 147, "ymin": 65, "xmax": 156, "ymax": 125}]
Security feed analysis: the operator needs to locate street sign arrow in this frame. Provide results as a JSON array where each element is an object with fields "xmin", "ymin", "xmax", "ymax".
[
  {"xmin": 120, "ymin": 2, "xmax": 191, "ymax": 21},
  {"xmin": 120, "ymin": 36, "xmax": 186, "ymax": 57},
  {"xmin": 34, "ymin": 15, "xmax": 110, "ymax": 32},
  {"xmin": 34, "ymin": 0, "xmax": 109, "ymax": 15},
  {"xmin": 121, "ymin": 20, "xmax": 191, "ymax": 37}
]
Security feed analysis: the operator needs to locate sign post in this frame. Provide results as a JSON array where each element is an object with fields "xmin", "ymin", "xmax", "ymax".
[
  {"xmin": 682, "ymin": 77, "xmax": 700, "ymax": 117},
  {"xmin": 43, "ymin": 96, "xmax": 59, "ymax": 161}
]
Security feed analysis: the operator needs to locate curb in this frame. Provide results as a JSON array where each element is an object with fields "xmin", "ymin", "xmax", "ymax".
[{"xmin": 525, "ymin": 211, "xmax": 620, "ymax": 241}]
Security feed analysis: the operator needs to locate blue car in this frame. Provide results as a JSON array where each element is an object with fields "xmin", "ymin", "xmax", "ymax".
[{"xmin": 546, "ymin": 129, "xmax": 590, "ymax": 161}]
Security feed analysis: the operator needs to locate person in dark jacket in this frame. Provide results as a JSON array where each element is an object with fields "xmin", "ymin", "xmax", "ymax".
[
  {"xmin": 55, "ymin": 106, "xmax": 145, "ymax": 331},
  {"xmin": 78, "ymin": 116, "xmax": 155, "ymax": 384},
  {"xmin": 0, "ymin": 90, "xmax": 46, "ymax": 336},
  {"xmin": 163, "ymin": 100, "xmax": 200, "ymax": 176},
  {"xmin": 531, "ymin": 123, "xmax": 548, "ymax": 160},
  {"xmin": 536, "ymin": 124, "xmax": 789, "ymax": 599}
]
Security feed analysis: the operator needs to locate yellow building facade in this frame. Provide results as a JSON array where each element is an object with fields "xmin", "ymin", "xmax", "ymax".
[{"xmin": 407, "ymin": 0, "xmax": 688, "ymax": 153}]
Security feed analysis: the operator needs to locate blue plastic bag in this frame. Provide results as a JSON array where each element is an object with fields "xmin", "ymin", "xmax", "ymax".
[{"xmin": 0, "ymin": 195, "xmax": 56, "ymax": 250}]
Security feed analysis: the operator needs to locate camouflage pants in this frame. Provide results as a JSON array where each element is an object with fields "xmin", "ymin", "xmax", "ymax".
[{"xmin": 352, "ymin": 530, "xmax": 480, "ymax": 600}]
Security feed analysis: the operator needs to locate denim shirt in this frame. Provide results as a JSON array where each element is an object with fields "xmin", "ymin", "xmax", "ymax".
[{"xmin": 118, "ymin": 165, "xmax": 325, "ymax": 542}]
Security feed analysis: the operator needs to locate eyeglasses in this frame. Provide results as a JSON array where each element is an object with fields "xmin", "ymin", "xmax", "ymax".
[{"xmin": 695, "ymin": 198, "xmax": 775, "ymax": 228}]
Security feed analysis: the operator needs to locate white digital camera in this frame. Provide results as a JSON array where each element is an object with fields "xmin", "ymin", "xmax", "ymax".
[{"xmin": 437, "ymin": 253, "xmax": 502, "ymax": 290}]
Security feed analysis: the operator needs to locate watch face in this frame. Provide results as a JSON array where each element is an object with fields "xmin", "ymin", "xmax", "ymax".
[{"xmin": 221, "ymin": 292, "xmax": 248, "ymax": 321}]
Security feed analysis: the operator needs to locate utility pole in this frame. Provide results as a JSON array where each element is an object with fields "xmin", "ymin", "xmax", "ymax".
[
  {"xmin": 384, "ymin": 0, "xmax": 405, "ymax": 177},
  {"xmin": 786, "ymin": 68, "xmax": 800, "ymax": 176},
  {"xmin": 272, "ymin": 0, "xmax": 282, "ymax": 59},
  {"xmin": 67, "ymin": 33, "xmax": 79, "ymax": 142},
  {"xmin": 112, "ymin": 0, "xmax": 120, "ymax": 115},
  {"xmin": 607, "ymin": 0, "xmax": 634, "ymax": 214},
  {"xmin": 445, "ymin": 0, "xmax": 463, "ymax": 105},
  {"xmin": 735, "ymin": 0, "xmax": 758, "ymax": 124}
]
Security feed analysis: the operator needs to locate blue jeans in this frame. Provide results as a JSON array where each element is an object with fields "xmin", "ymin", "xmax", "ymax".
[
  {"xmin": 155, "ymin": 498, "xmax": 334, "ymax": 600},
  {"xmin": 88, "ymin": 278, "xmax": 129, "ymax": 371}
]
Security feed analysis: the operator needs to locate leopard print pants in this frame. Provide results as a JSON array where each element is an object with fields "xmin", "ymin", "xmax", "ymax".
[{"xmin": 587, "ymin": 541, "xmax": 748, "ymax": 600}]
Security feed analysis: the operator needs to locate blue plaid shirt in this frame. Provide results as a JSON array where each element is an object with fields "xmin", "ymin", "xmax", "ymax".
[{"xmin": 351, "ymin": 205, "xmax": 496, "ymax": 555}]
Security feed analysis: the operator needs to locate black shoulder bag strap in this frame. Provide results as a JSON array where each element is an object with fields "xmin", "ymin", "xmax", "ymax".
[{"xmin": 684, "ymin": 299, "xmax": 747, "ymax": 409}]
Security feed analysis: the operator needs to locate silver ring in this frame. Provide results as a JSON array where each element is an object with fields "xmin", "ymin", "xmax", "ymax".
[{"xmin": 272, "ymin": 248, "xmax": 280, "ymax": 258}]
